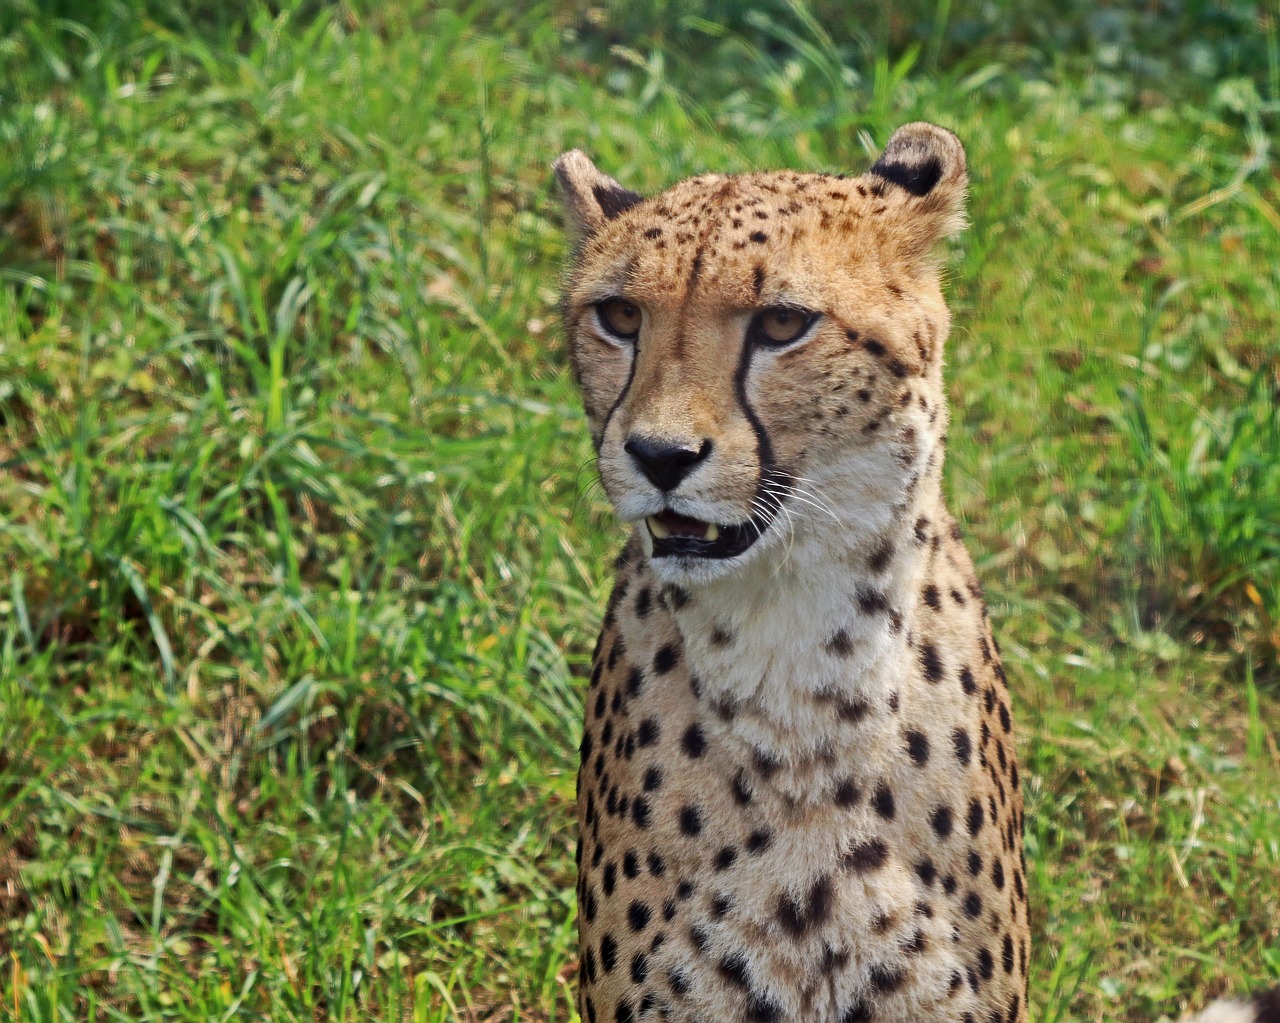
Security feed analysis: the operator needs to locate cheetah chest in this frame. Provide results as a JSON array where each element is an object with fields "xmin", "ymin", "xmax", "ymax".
[{"xmin": 575, "ymin": 569, "xmax": 1028, "ymax": 1023}]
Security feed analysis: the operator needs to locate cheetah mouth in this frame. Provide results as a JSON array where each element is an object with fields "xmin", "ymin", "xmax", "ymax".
[{"xmin": 645, "ymin": 510, "xmax": 762, "ymax": 560}]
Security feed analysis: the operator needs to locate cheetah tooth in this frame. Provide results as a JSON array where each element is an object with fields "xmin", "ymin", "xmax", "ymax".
[
  {"xmin": 647, "ymin": 516, "xmax": 670, "ymax": 539},
  {"xmin": 704, "ymin": 522, "xmax": 719, "ymax": 541}
]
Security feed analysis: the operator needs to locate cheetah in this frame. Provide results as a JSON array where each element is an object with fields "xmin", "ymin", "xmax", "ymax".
[{"xmin": 553, "ymin": 124, "xmax": 1279, "ymax": 1023}]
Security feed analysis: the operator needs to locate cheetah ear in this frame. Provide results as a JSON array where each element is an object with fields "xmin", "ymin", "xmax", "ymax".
[
  {"xmin": 553, "ymin": 150, "xmax": 645, "ymax": 243},
  {"xmin": 865, "ymin": 122, "xmax": 968, "ymax": 256}
]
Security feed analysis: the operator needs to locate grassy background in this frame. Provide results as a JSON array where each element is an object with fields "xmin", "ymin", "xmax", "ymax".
[{"xmin": 2, "ymin": 0, "xmax": 1279, "ymax": 1019}]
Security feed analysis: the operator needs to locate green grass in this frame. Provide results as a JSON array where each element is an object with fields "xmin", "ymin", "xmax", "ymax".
[{"xmin": 1, "ymin": 0, "xmax": 1278, "ymax": 1019}]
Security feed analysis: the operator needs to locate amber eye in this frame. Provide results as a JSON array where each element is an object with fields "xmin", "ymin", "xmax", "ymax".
[
  {"xmin": 596, "ymin": 297, "xmax": 643, "ymax": 340},
  {"xmin": 751, "ymin": 306, "xmax": 816, "ymax": 347}
]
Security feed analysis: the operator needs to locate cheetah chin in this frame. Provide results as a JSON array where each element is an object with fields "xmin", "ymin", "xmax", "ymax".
[{"xmin": 554, "ymin": 123, "xmax": 1278, "ymax": 1023}]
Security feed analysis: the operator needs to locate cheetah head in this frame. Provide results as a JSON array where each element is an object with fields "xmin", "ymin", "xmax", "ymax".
[{"xmin": 555, "ymin": 123, "xmax": 968, "ymax": 584}]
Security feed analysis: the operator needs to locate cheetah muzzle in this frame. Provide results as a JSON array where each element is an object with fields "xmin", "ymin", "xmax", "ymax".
[{"xmin": 553, "ymin": 123, "xmax": 1277, "ymax": 1023}]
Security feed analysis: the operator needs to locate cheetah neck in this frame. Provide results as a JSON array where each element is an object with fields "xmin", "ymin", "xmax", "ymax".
[{"xmin": 654, "ymin": 473, "xmax": 944, "ymax": 778}]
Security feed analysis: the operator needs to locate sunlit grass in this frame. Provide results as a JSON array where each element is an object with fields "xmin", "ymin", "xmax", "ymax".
[{"xmin": 1, "ymin": 0, "xmax": 1277, "ymax": 1020}]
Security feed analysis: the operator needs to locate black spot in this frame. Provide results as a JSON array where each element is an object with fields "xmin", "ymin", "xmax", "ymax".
[
  {"xmin": 643, "ymin": 227, "xmax": 662, "ymax": 239},
  {"xmin": 776, "ymin": 874, "xmax": 834, "ymax": 938},
  {"xmin": 711, "ymin": 892, "xmax": 733, "ymax": 918},
  {"xmin": 689, "ymin": 924, "xmax": 710, "ymax": 953},
  {"xmin": 681, "ymin": 723, "xmax": 706, "ymax": 758},
  {"xmin": 679, "ymin": 805, "xmax": 702, "ymax": 836},
  {"xmin": 887, "ymin": 358, "xmax": 908, "ymax": 378},
  {"xmin": 857, "ymin": 388, "xmax": 872, "ymax": 402},
  {"xmin": 594, "ymin": 691, "xmax": 606, "ymax": 719},
  {"xmin": 825, "ymin": 629, "xmax": 855, "ymax": 657},
  {"xmin": 857, "ymin": 588, "xmax": 890, "ymax": 615},
  {"xmin": 718, "ymin": 951, "xmax": 750, "ymax": 988},
  {"xmin": 664, "ymin": 584, "xmax": 691, "ymax": 610},
  {"xmin": 710, "ymin": 626, "xmax": 735, "ymax": 647},
  {"xmin": 623, "ymin": 850, "xmax": 639, "ymax": 878},
  {"xmin": 732, "ymin": 770, "xmax": 753, "ymax": 805},
  {"xmin": 752, "ymin": 265, "xmax": 765, "ymax": 297},
  {"xmin": 634, "ymin": 587, "xmax": 652, "ymax": 618},
  {"xmin": 643, "ymin": 766, "xmax": 663, "ymax": 791},
  {"xmin": 870, "ymin": 964, "xmax": 906, "ymax": 993},
  {"xmin": 632, "ymin": 796, "xmax": 651, "ymax": 828},
  {"xmin": 920, "ymin": 643, "xmax": 944, "ymax": 683},
  {"xmin": 753, "ymin": 748, "xmax": 781, "ymax": 779},
  {"xmin": 601, "ymin": 934, "xmax": 618, "ymax": 972},
  {"xmin": 867, "ymin": 536, "xmax": 895, "ymax": 572},
  {"xmin": 999, "ymin": 702, "xmax": 1012, "ymax": 733},
  {"xmin": 839, "ymin": 1002, "xmax": 872, "ymax": 1023},
  {"xmin": 630, "ymin": 951, "xmax": 649, "ymax": 983},
  {"xmin": 584, "ymin": 887, "xmax": 598, "ymax": 921},
  {"xmin": 1003, "ymin": 934, "xmax": 1015, "ymax": 973},
  {"xmin": 930, "ymin": 805, "xmax": 953, "ymax": 839},
  {"xmin": 662, "ymin": 898, "xmax": 676, "ymax": 921},
  {"xmin": 1252, "ymin": 989, "xmax": 1280, "ymax": 1023},
  {"xmin": 653, "ymin": 644, "xmax": 679, "ymax": 674},
  {"xmin": 992, "ymin": 859, "xmax": 1005, "ymax": 889},
  {"xmin": 977, "ymin": 946, "xmax": 994, "ymax": 980},
  {"xmin": 968, "ymin": 798, "xmax": 985, "ymax": 836},
  {"xmin": 608, "ymin": 639, "xmax": 624, "ymax": 670},
  {"xmin": 864, "ymin": 338, "xmax": 887, "ymax": 357},
  {"xmin": 747, "ymin": 995, "xmax": 782, "ymax": 1023},
  {"xmin": 637, "ymin": 719, "xmax": 660, "ymax": 746},
  {"xmin": 968, "ymin": 851, "xmax": 983, "ymax": 876},
  {"xmin": 904, "ymin": 929, "xmax": 927, "ymax": 955},
  {"xmin": 844, "ymin": 839, "xmax": 888, "ymax": 872},
  {"xmin": 915, "ymin": 859, "xmax": 937, "ymax": 886},
  {"xmin": 964, "ymin": 891, "xmax": 983, "ymax": 918},
  {"xmin": 942, "ymin": 874, "xmax": 958, "ymax": 895},
  {"xmin": 837, "ymin": 698, "xmax": 869, "ymax": 723},
  {"xmin": 905, "ymin": 729, "xmax": 930, "ymax": 765},
  {"xmin": 615, "ymin": 1000, "xmax": 634, "ymax": 1023},
  {"xmin": 872, "ymin": 783, "xmax": 896, "ymax": 820},
  {"xmin": 953, "ymin": 728, "xmax": 972, "ymax": 765},
  {"xmin": 834, "ymin": 777, "xmax": 861, "ymax": 808},
  {"xmin": 714, "ymin": 846, "xmax": 738, "ymax": 871},
  {"xmin": 747, "ymin": 828, "xmax": 773, "ymax": 854},
  {"xmin": 923, "ymin": 584, "xmax": 941, "ymax": 610},
  {"xmin": 629, "ymin": 900, "xmax": 652, "ymax": 932},
  {"xmin": 627, "ymin": 667, "xmax": 644, "ymax": 698},
  {"xmin": 749, "ymin": 231, "xmax": 768, "ymax": 243}
]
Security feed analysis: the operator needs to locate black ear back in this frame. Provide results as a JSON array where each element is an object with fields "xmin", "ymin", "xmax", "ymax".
[
  {"xmin": 592, "ymin": 182, "xmax": 645, "ymax": 220},
  {"xmin": 554, "ymin": 150, "xmax": 645, "ymax": 242},
  {"xmin": 859, "ymin": 122, "xmax": 969, "ymax": 255},
  {"xmin": 867, "ymin": 122, "xmax": 965, "ymax": 199},
  {"xmin": 868, "ymin": 152, "xmax": 943, "ymax": 197}
]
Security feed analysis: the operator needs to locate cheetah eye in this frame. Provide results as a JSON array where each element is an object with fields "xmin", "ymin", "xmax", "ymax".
[
  {"xmin": 596, "ymin": 297, "xmax": 643, "ymax": 341},
  {"xmin": 749, "ymin": 306, "xmax": 818, "ymax": 347}
]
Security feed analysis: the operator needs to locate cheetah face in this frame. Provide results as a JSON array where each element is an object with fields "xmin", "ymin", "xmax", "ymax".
[{"xmin": 555, "ymin": 124, "xmax": 968, "ymax": 582}]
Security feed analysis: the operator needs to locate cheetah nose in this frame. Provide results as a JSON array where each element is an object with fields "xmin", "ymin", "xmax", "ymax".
[{"xmin": 624, "ymin": 436, "xmax": 713, "ymax": 492}]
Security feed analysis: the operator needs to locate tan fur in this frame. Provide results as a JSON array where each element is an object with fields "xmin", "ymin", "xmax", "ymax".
[{"xmin": 557, "ymin": 124, "xmax": 1023, "ymax": 1023}]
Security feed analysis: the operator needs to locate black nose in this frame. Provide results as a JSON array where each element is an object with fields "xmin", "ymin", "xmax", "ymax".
[{"xmin": 624, "ymin": 436, "xmax": 713, "ymax": 492}]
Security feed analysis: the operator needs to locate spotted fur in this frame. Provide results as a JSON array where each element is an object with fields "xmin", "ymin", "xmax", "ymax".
[{"xmin": 554, "ymin": 124, "xmax": 1275, "ymax": 1023}]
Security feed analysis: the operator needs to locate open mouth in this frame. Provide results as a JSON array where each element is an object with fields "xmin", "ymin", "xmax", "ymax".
[{"xmin": 645, "ymin": 509, "xmax": 762, "ymax": 560}]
